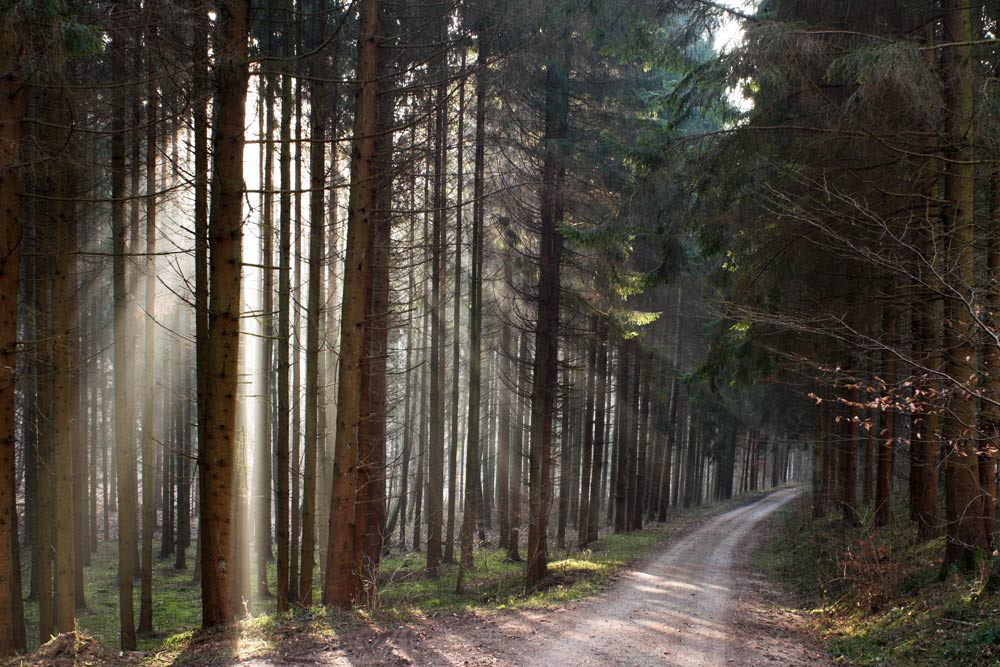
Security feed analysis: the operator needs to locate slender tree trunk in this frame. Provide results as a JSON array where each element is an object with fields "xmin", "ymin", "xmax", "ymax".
[
  {"xmin": 274, "ymin": 0, "xmax": 295, "ymax": 610},
  {"xmin": 577, "ymin": 321, "xmax": 597, "ymax": 547},
  {"xmin": 658, "ymin": 291, "xmax": 681, "ymax": 520},
  {"xmin": 557, "ymin": 362, "xmax": 571, "ymax": 548},
  {"xmin": 446, "ymin": 57, "xmax": 468, "ymax": 565},
  {"xmin": 587, "ymin": 321, "xmax": 608, "ymax": 543},
  {"xmin": 256, "ymin": 76, "xmax": 276, "ymax": 597},
  {"xmin": 526, "ymin": 59, "xmax": 569, "ymax": 588},
  {"xmin": 398, "ymin": 126, "xmax": 417, "ymax": 549},
  {"xmin": 139, "ymin": 35, "xmax": 158, "ymax": 631},
  {"xmin": 426, "ymin": 14, "xmax": 450, "ymax": 576},
  {"xmin": 0, "ymin": 15, "xmax": 27, "ymax": 650},
  {"xmin": 875, "ymin": 296, "xmax": 896, "ymax": 526},
  {"xmin": 636, "ymin": 368, "xmax": 649, "ymax": 525},
  {"xmin": 457, "ymin": 44, "xmax": 487, "ymax": 583},
  {"xmin": 839, "ymin": 391, "xmax": 859, "ymax": 526},
  {"xmin": 613, "ymin": 344, "xmax": 629, "ymax": 531},
  {"xmin": 627, "ymin": 348, "xmax": 640, "ymax": 530},
  {"xmin": 111, "ymin": 13, "xmax": 138, "ymax": 647},
  {"xmin": 508, "ymin": 332, "xmax": 527, "ymax": 561},
  {"xmin": 34, "ymin": 264, "xmax": 54, "ymax": 642},
  {"xmin": 299, "ymin": 3, "xmax": 326, "ymax": 604}
]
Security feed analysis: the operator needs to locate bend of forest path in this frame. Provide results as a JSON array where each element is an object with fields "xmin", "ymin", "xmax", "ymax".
[{"xmin": 236, "ymin": 487, "xmax": 831, "ymax": 667}]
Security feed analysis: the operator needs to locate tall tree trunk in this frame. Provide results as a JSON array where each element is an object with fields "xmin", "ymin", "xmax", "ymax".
[
  {"xmin": 426, "ymin": 10, "xmax": 450, "ymax": 576},
  {"xmin": 457, "ymin": 43, "xmax": 487, "ymax": 585},
  {"xmin": 299, "ymin": 1, "xmax": 327, "ymax": 604},
  {"xmin": 587, "ymin": 321, "xmax": 608, "ymax": 543},
  {"xmin": 256, "ymin": 75, "xmax": 276, "ymax": 598},
  {"xmin": 446, "ymin": 54, "xmax": 468, "ymax": 564},
  {"xmin": 940, "ymin": 0, "xmax": 987, "ymax": 574},
  {"xmin": 139, "ymin": 31, "xmax": 158, "ymax": 631},
  {"xmin": 577, "ymin": 320, "xmax": 597, "ymax": 548},
  {"xmin": 111, "ymin": 12, "xmax": 138, "ymax": 647},
  {"xmin": 274, "ymin": 0, "xmax": 294, "ymax": 611},
  {"xmin": 398, "ymin": 125, "xmax": 418, "ymax": 550},
  {"xmin": 627, "ymin": 347, "xmax": 640, "ymax": 529},
  {"xmin": 0, "ymin": 13, "xmax": 27, "ymax": 651},
  {"xmin": 34, "ymin": 261, "xmax": 54, "ymax": 642},
  {"xmin": 557, "ymin": 362, "xmax": 571, "ymax": 548},
  {"xmin": 839, "ymin": 388, "xmax": 859, "ymax": 526},
  {"xmin": 355, "ymin": 10, "xmax": 396, "ymax": 595},
  {"xmin": 323, "ymin": 0, "xmax": 380, "ymax": 609},
  {"xmin": 50, "ymin": 95, "xmax": 76, "ymax": 634},
  {"xmin": 875, "ymin": 294, "xmax": 895, "ymax": 526},
  {"xmin": 199, "ymin": 0, "xmax": 250, "ymax": 627},
  {"xmin": 636, "ymin": 367, "xmax": 649, "ymax": 525},
  {"xmin": 526, "ymin": 59, "xmax": 569, "ymax": 588},
  {"xmin": 658, "ymin": 289, "xmax": 681, "ymax": 521},
  {"xmin": 508, "ymin": 332, "xmax": 527, "ymax": 561},
  {"xmin": 614, "ymin": 344, "xmax": 629, "ymax": 531}
]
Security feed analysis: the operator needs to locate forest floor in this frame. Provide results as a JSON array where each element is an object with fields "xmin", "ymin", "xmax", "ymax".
[
  {"xmin": 757, "ymin": 497, "xmax": 1000, "ymax": 667},
  {"xmin": 6, "ymin": 488, "xmax": 833, "ymax": 667}
]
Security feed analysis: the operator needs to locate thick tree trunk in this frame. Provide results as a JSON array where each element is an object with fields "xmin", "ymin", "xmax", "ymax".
[
  {"xmin": 323, "ymin": 0, "xmax": 380, "ymax": 608},
  {"xmin": 50, "ymin": 100, "xmax": 76, "ymax": 634},
  {"xmin": 199, "ymin": 0, "xmax": 250, "ymax": 627},
  {"xmin": 940, "ymin": 0, "xmax": 988, "ymax": 574},
  {"xmin": 355, "ymin": 15, "xmax": 395, "ymax": 594}
]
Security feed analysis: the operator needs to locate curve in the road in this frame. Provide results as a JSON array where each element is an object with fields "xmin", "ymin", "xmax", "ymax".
[{"xmin": 518, "ymin": 487, "xmax": 802, "ymax": 667}]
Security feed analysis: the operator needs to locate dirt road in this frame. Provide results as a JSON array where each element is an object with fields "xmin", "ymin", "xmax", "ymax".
[
  {"xmin": 227, "ymin": 488, "xmax": 830, "ymax": 667},
  {"xmin": 507, "ymin": 486, "xmax": 818, "ymax": 667}
]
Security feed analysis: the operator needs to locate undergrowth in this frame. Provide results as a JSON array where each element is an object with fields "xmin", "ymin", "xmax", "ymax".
[{"xmin": 755, "ymin": 497, "xmax": 1000, "ymax": 667}]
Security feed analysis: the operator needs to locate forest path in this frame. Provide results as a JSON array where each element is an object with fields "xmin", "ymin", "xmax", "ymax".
[
  {"xmin": 506, "ymin": 486, "xmax": 823, "ymax": 667},
  {"xmin": 238, "ymin": 487, "xmax": 831, "ymax": 667}
]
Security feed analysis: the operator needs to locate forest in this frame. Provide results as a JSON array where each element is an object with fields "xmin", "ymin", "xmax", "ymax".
[{"xmin": 1, "ymin": 0, "xmax": 1000, "ymax": 665}]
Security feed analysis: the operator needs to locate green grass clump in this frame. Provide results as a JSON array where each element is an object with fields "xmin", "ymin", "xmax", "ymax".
[{"xmin": 755, "ymin": 498, "xmax": 1000, "ymax": 667}]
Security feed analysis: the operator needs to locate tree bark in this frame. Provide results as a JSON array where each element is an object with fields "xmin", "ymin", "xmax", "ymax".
[
  {"xmin": 0, "ymin": 12, "xmax": 27, "ymax": 653},
  {"xmin": 526, "ymin": 59, "xmax": 569, "ymax": 589},
  {"xmin": 940, "ymin": 0, "xmax": 988, "ymax": 574},
  {"xmin": 324, "ymin": 0, "xmax": 380, "ymax": 608},
  {"xmin": 199, "ymin": 0, "xmax": 250, "ymax": 627}
]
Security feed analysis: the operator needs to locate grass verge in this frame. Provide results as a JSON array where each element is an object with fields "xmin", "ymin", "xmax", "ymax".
[{"xmin": 755, "ymin": 498, "xmax": 1000, "ymax": 667}]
